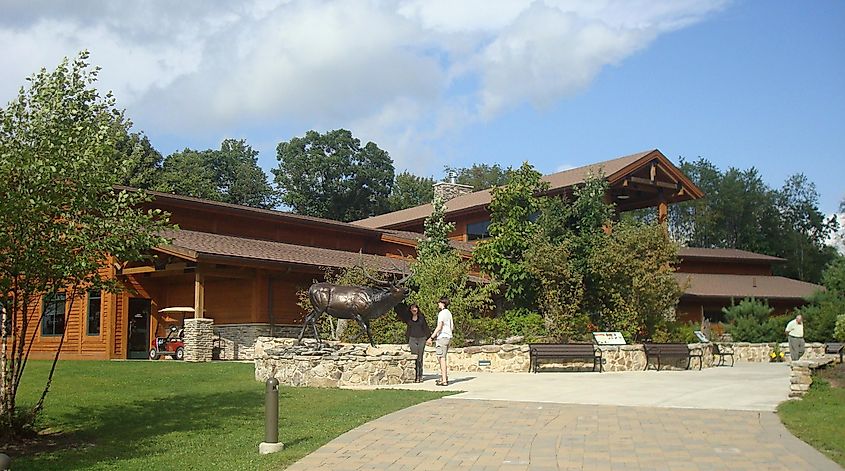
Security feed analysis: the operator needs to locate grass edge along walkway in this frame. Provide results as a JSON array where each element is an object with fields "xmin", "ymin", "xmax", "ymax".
[
  {"xmin": 8, "ymin": 360, "xmax": 450, "ymax": 470},
  {"xmin": 778, "ymin": 378, "xmax": 845, "ymax": 467}
]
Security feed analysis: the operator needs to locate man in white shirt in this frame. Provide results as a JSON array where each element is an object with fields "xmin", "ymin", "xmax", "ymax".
[
  {"xmin": 785, "ymin": 314, "xmax": 805, "ymax": 361},
  {"xmin": 428, "ymin": 296, "xmax": 453, "ymax": 386}
]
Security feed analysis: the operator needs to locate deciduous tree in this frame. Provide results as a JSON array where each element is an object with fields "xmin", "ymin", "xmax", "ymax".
[
  {"xmin": 274, "ymin": 129, "xmax": 394, "ymax": 221},
  {"xmin": 160, "ymin": 139, "xmax": 277, "ymax": 208},
  {"xmin": 473, "ymin": 162, "xmax": 547, "ymax": 308},
  {"xmin": 388, "ymin": 171, "xmax": 434, "ymax": 211},
  {"xmin": 0, "ymin": 52, "xmax": 170, "ymax": 437}
]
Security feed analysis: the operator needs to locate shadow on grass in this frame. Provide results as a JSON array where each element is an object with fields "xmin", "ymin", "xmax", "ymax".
[{"xmin": 17, "ymin": 388, "xmax": 266, "ymax": 470}]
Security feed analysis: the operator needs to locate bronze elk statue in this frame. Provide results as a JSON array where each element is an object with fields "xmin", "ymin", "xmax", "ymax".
[{"xmin": 296, "ymin": 258, "xmax": 411, "ymax": 347}]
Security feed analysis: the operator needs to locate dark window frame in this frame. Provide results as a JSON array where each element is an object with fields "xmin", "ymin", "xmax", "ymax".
[
  {"xmin": 86, "ymin": 290, "xmax": 102, "ymax": 336},
  {"xmin": 41, "ymin": 292, "xmax": 66, "ymax": 337},
  {"xmin": 467, "ymin": 219, "xmax": 491, "ymax": 241}
]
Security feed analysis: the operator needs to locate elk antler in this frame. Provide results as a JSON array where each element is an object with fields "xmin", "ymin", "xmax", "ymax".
[
  {"xmin": 392, "ymin": 249, "xmax": 412, "ymax": 286},
  {"xmin": 358, "ymin": 250, "xmax": 391, "ymax": 285}
]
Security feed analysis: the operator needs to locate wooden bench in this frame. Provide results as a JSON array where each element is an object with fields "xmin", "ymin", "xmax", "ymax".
[
  {"xmin": 712, "ymin": 343, "xmax": 735, "ymax": 367},
  {"xmin": 643, "ymin": 343, "xmax": 703, "ymax": 371},
  {"xmin": 529, "ymin": 343, "xmax": 603, "ymax": 373},
  {"xmin": 826, "ymin": 342, "xmax": 844, "ymax": 363}
]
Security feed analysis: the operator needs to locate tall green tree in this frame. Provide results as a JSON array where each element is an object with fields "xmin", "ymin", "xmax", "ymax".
[
  {"xmin": 668, "ymin": 157, "xmax": 837, "ymax": 282},
  {"xmin": 388, "ymin": 171, "xmax": 434, "ymax": 211},
  {"xmin": 0, "ymin": 52, "xmax": 170, "ymax": 437},
  {"xmin": 115, "ymin": 132, "xmax": 164, "ymax": 190},
  {"xmin": 160, "ymin": 139, "xmax": 277, "ymax": 208},
  {"xmin": 473, "ymin": 162, "xmax": 548, "ymax": 307},
  {"xmin": 774, "ymin": 174, "xmax": 839, "ymax": 281},
  {"xmin": 417, "ymin": 196, "xmax": 455, "ymax": 261},
  {"xmin": 444, "ymin": 163, "xmax": 511, "ymax": 191},
  {"xmin": 274, "ymin": 129, "xmax": 394, "ymax": 222}
]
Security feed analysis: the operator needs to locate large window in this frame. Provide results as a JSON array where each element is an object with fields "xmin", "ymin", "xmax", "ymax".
[
  {"xmin": 467, "ymin": 219, "xmax": 491, "ymax": 241},
  {"xmin": 87, "ymin": 290, "xmax": 102, "ymax": 336},
  {"xmin": 42, "ymin": 293, "xmax": 66, "ymax": 336}
]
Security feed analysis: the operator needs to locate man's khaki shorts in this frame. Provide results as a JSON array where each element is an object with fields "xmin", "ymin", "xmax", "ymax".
[{"xmin": 435, "ymin": 338, "xmax": 451, "ymax": 358}]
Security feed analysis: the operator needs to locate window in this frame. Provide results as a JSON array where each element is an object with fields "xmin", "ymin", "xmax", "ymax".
[
  {"xmin": 42, "ymin": 293, "xmax": 66, "ymax": 336},
  {"xmin": 87, "ymin": 290, "xmax": 102, "ymax": 336},
  {"xmin": 467, "ymin": 219, "xmax": 491, "ymax": 241}
]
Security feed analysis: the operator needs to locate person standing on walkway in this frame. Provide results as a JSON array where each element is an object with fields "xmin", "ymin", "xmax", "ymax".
[
  {"xmin": 428, "ymin": 296, "xmax": 453, "ymax": 386},
  {"xmin": 785, "ymin": 314, "xmax": 805, "ymax": 361},
  {"xmin": 397, "ymin": 303, "xmax": 430, "ymax": 383}
]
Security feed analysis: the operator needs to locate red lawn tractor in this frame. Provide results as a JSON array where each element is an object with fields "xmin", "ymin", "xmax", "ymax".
[{"xmin": 149, "ymin": 325, "xmax": 185, "ymax": 360}]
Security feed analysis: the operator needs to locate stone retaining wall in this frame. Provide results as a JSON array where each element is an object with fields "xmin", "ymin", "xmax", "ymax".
[
  {"xmin": 252, "ymin": 337, "xmax": 832, "ymax": 382},
  {"xmin": 214, "ymin": 323, "xmax": 300, "ymax": 360},
  {"xmin": 254, "ymin": 338, "xmax": 416, "ymax": 387},
  {"xmin": 789, "ymin": 357, "xmax": 835, "ymax": 398},
  {"xmin": 732, "ymin": 342, "xmax": 826, "ymax": 363}
]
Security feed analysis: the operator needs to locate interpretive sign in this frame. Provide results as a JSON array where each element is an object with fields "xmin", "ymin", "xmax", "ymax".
[
  {"xmin": 694, "ymin": 331, "xmax": 709, "ymax": 343},
  {"xmin": 592, "ymin": 331, "xmax": 626, "ymax": 345}
]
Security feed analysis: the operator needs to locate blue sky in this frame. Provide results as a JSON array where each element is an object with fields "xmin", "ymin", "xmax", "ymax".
[{"xmin": 1, "ymin": 0, "xmax": 843, "ymax": 213}]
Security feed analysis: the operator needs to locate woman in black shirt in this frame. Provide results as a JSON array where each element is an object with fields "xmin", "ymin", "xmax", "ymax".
[{"xmin": 398, "ymin": 303, "xmax": 431, "ymax": 382}]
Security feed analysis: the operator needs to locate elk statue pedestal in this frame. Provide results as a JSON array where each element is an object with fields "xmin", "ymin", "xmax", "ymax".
[{"xmin": 254, "ymin": 338, "xmax": 418, "ymax": 387}]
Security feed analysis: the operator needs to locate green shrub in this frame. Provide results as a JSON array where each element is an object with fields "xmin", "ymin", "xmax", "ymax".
[
  {"xmin": 729, "ymin": 314, "xmax": 790, "ymax": 343},
  {"xmin": 796, "ymin": 291, "xmax": 845, "ymax": 342},
  {"xmin": 834, "ymin": 314, "xmax": 845, "ymax": 342},
  {"xmin": 502, "ymin": 308, "xmax": 548, "ymax": 341},
  {"xmin": 722, "ymin": 297, "xmax": 773, "ymax": 323}
]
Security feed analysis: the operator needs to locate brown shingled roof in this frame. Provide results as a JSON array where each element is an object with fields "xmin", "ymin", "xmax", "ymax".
[
  {"xmin": 353, "ymin": 149, "xmax": 699, "ymax": 229},
  {"xmin": 116, "ymin": 185, "xmax": 383, "ymax": 236},
  {"xmin": 678, "ymin": 247, "xmax": 785, "ymax": 263},
  {"xmin": 158, "ymin": 229, "xmax": 410, "ymax": 273},
  {"xmin": 675, "ymin": 273, "xmax": 821, "ymax": 300}
]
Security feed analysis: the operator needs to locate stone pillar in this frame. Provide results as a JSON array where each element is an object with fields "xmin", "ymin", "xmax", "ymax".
[
  {"xmin": 789, "ymin": 360, "xmax": 813, "ymax": 398},
  {"xmin": 433, "ymin": 181, "xmax": 474, "ymax": 201},
  {"xmin": 184, "ymin": 318, "xmax": 214, "ymax": 362}
]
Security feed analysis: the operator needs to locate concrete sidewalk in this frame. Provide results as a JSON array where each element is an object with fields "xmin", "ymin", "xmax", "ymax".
[{"xmin": 346, "ymin": 362, "xmax": 791, "ymax": 411}]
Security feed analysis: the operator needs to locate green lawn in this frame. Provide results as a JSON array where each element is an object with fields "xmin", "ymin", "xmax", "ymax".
[
  {"xmin": 7, "ymin": 361, "xmax": 448, "ymax": 470},
  {"xmin": 778, "ymin": 370, "xmax": 845, "ymax": 467}
]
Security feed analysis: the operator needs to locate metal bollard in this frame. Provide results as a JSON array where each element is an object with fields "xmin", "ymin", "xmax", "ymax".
[
  {"xmin": 265, "ymin": 377, "xmax": 279, "ymax": 443},
  {"xmin": 259, "ymin": 377, "xmax": 284, "ymax": 454},
  {"xmin": 0, "ymin": 453, "xmax": 10, "ymax": 471}
]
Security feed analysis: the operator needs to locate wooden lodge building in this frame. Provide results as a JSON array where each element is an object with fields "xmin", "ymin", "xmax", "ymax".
[{"xmin": 21, "ymin": 149, "xmax": 822, "ymax": 360}]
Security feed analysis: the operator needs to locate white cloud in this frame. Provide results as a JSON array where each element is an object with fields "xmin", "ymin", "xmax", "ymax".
[{"xmin": 0, "ymin": 0, "xmax": 728, "ymax": 169}]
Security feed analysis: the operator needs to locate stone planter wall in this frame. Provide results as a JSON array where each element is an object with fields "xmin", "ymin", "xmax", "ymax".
[
  {"xmin": 731, "ymin": 342, "xmax": 826, "ymax": 363},
  {"xmin": 254, "ymin": 338, "xmax": 416, "ymax": 387}
]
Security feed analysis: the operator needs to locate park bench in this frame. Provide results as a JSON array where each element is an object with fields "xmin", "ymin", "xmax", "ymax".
[
  {"xmin": 529, "ymin": 343, "xmax": 603, "ymax": 373},
  {"xmin": 643, "ymin": 343, "xmax": 703, "ymax": 371},
  {"xmin": 712, "ymin": 343, "xmax": 735, "ymax": 367},
  {"xmin": 826, "ymin": 342, "xmax": 844, "ymax": 363}
]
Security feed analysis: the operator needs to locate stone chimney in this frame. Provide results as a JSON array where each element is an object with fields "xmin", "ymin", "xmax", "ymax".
[{"xmin": 433, "ymin": 175, "xmax": 473, "ymax": 202}]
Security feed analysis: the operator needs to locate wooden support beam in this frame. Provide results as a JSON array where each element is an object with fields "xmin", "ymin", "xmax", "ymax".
[
  {"xmin": 194, "ymin": 271, "xmax": 205, "ymax": 319},
  {"xmin": 121, "ymin": 266, "xmax": 156, "ymax": 275},
  {"xmin": 650, "ymin": 163, "xmax": 656, "ymax": 181},
  {"xmin": 629, "ymin": 176, "xmax": 681, "ymax": 191}
]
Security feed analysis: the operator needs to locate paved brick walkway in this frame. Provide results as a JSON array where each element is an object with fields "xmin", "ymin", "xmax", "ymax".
[{"xmin": 285, "ymin": 399, "xmax": 841, "ymax": 470}]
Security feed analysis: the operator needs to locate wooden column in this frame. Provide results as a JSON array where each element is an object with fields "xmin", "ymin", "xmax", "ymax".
[
  {"xmin": 194, "ymin": 271, "xmax": 205, "ymax": 319},
  {"xmin": 658, "ymin": 201, "xmax": 669, "ymax": 224}
]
